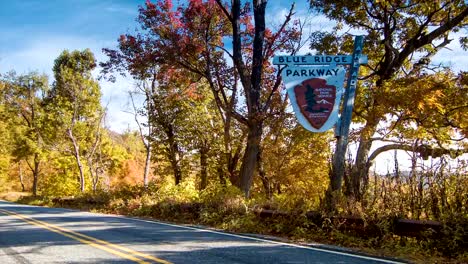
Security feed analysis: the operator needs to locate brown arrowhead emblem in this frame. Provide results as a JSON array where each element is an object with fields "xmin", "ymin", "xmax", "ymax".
[{"xmin": 294, "ymin": 78, "xmax": 336, "ymax": 129}]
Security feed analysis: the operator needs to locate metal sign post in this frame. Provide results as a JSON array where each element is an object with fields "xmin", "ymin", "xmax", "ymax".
[{"xmin": 330, "ymin": 36, "xmax": 365, "ymax": 195}]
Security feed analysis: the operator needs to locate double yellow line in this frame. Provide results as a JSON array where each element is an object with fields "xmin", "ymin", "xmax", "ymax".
[{"xmin": 0, "ymin": 208, "xmax": 172, "ymax": 264}]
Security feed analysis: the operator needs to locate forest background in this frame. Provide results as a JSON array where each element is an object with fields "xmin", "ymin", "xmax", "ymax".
[{"xmin": 0, "ymin": 0, "xmax": 467, "ymax": 262}]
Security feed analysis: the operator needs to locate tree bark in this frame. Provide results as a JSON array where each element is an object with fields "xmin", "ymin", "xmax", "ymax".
[
  {"xmin": 32, "ymin": 154, "xmax": 40, "ymax": 196},
  {"xmin": 257, "ymin": 148, "xmax": 271, "ymax": 199},
  {"xmin": 18, "ymin": 161, "xmax": 25, "ymax": 192},
  {"xmin": 26, "ymin": 154, "xmax": 41, "ymax": 196},
  {"xmin": 217, "ymin": 0, "xmax": 292, "ymax": 197},
  {"xmin": 217, "ymin": 162, "xmax": 226, "ymax": 186},
  {"xmin": 67, "ymin": 128, "xmax": 85, "ymax": 192},
  {"xmin": 88, "ymin": 157, "xmax": 97, "ymax": 192},
  {"xmin": 143, "ymin": 145, "xmax": 152, "ymax": 188},
  {"xmin": 200, "ymin": 145, "xmax": 208, "ymax": 190},
  {"xmin": 349, "ymin": 122, "xmax": 378, "ymax": 200},
  {"xmin": 166, "ymin": 124, "xmax": 182, "ymax": 185},
  {"xmin": 239, "ymin": 120, "xmax": 263, "ymax": 197},
  {"xmin": 236, "ymin": 0, "xmax": 267, "ymax": 198},
  {"xmin": 130, "ymin": 89, "xmax": 153, "ymax": 188}
]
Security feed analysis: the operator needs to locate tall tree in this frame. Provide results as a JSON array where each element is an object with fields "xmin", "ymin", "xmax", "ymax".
[
  {"xmin": 48, "ymin": 49, "xmax": 103, "ymax": 192},
  {"xmin": 309, "ymin": 0, "xmax": 468, "ymax": 201},
  {"xmin": 0, "ymin": 77, "xmax": 14, "ymax": 191},
  {"xmin": 128, "ymin": 85, "xmax": 154, "ymax": 188},
  {"xmin": 103, "ymin": 0, "xmax": 302, "ymax": 197},
  {"xmin": 1, "ymin": 72, "xmax": 49, "ymax": 196}
]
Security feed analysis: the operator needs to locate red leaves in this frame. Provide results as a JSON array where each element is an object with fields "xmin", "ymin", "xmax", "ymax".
[
  {"xmin": 105, "ymin": 0, "xmax": 302, "ymax": 102},
  {"xmin": 145, "ymin": 0, "xmax": 155, "ymax": 9}
]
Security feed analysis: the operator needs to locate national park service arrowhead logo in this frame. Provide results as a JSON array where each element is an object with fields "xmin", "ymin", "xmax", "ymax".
[
  {"xmin": 294, "ymin": 78, "xmax": 336, "ymax": 129},
  {"xmin": 282, "ymin": 66, "xmax": 345, "ymax": 132}
]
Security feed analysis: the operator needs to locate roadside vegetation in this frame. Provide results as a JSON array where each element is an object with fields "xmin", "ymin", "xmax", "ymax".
[{"xmin": 1, "ymin": 1, "xmax": 467, "ymax": 263}]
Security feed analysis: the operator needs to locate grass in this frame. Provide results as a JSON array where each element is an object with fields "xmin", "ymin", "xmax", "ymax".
[{"xmin": 1, "ymin": 190, "xmax": 466, "ymax": 264}]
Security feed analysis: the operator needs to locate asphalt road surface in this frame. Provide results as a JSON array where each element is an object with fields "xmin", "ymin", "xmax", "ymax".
[{"xmin": 0, "ymin": 200, "xmax": 404, "ymax": 264}]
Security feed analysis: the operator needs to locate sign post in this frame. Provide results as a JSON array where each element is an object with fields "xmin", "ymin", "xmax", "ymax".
[
  {"xmin": 330, "ymin": 36, "xmax": 365, "ymax": 196},
  {"xmin": 273, "ymin": 36, "xmax": 366, "ymax": 199}
]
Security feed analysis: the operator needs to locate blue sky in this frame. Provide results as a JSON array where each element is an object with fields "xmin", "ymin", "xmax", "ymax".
[{"xmin": 0, "ymin": 0, "xmax": 139, "ymax": 73}]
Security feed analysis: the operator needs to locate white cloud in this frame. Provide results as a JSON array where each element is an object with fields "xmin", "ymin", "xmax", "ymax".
[
  {"xmin": 104, "ymin": 4, "xmax": 138, "ymax": 16},
  {"xmin": 431, "ymin": 31, "xmax": 468, "ymax": 73}
]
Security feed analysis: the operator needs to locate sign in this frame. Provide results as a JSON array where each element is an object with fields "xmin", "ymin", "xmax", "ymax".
[
  {"xmin": 273, "ymin": 55, "xmax": 367, "ymax": 65},
  {"xmin": 283, "ymin": 65, "xmax": 346, "ymax": 132},
  {"xmin": 274, "ymin": 41, "xmax": 367, "ymax": 134}
]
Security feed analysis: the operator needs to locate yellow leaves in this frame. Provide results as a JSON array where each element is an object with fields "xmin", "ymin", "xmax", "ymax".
[
  {"xmin": 260, "ymin": 124, "xmax": 331, "ymax": 201},
  {"xmin": 416, "ymin": 101, "xmax": 425, "ymax": 111},
  {"xmin": 416, "ymin": 89, "xmax": 445, "ymax": 112}
]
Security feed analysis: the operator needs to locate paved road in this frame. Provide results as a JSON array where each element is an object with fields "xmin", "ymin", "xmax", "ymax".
[{"xmin": 0, "ymin": 200, "xmax": 404, "ymax": 264}]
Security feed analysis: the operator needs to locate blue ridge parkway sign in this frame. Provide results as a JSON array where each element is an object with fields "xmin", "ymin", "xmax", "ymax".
[{"xmin": 273, "ymin": 47, "xmax": 367, "ymax": 133}]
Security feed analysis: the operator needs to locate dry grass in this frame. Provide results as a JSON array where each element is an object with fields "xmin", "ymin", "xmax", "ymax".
[{"xmin": 0, "ymin": 191, "xmax": 31, "ymax": 202}]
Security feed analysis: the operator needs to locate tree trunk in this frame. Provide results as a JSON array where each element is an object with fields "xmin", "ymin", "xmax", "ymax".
[
  {"xmin": 349, "ymin": 120, "xmax": 379, "ymax": 201},
  {"xmin": 257, "ymin": 147, "xmax": 271, "ymax": 199},
  {"xmin": 130, "ymin": 89, "xmax": 153, "ymax": 189},
  {"xmin": 329, "ymin": 136, "xmax": 347, "ymax": 194},
  {"xmin": 143, "ymin": 144, "xmax": 152, "ymax": 188},
  {"xmin": 25, "ymin": 157, "xmax": 40, "ymax": 196},
  {"xmin": 168, "ymin": 147, "xmax": 182, "ymax": 185},
  {"xmin": 87, "ymin": 157, "xmax": 101, "ymax": 193},
  {"xmin": 67, "ymin": 128, "xmax": 85, "ymax": 192},
  {"xmin": 18, "ymin": 161, "xmax": 25, "ymax": 192},
  {"xmin": 226, "ymin": 144, "xmax": 243, "ymax": 188},
  {"xmin": 217, "ymin": 162, "xmax": 226, "ymax": 186},
  {"xmin": 228, "ymin": 0, "xmax": 267, "ymax": 198},
  {"xmin": 326, "ymin": 135, "xmax": 347, "ymax": 211},
  {"xmin": 238, "ymin": 120, "xmax": 263, "ymax": 197},
  {"xmin": 32, "ymin": 154, "xmax": 40, "ymax": 196},
  {"xmin": 200, "ymin": 146, "xmax": 208, "ymax": 190},
  {"xmin": 327, "ymin": 122, "xmax": 377, "ymax": 209},
  {"xmin": 350, "ymin": 134, "xmax": 374, "ymax": 200},
  {"xmin": 166, "ymin": 125, "xmax": 182, "ymax": 185},
  {"xmin": 88, "ymin": 158, "xmax": 97, "ymax": 192}
]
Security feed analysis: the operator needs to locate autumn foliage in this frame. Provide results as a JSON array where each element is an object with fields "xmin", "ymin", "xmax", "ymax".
[{"xmin": 1, "ymin": 0, "xmax": 467, "ymax": 262}]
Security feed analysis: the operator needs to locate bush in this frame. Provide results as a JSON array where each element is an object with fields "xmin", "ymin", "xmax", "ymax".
[{"xmin": 198, "ymin": 184, "xmax": 247, "ymax": 225}]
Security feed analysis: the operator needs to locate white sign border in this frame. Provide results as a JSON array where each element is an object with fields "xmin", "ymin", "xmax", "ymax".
[{"xmin": 284, "ymin": 65, "xmax": 346, "ymax": 132}]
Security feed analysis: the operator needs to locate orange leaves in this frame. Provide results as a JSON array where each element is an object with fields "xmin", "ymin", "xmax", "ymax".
[{"xmin": 119, "ymin": 34, "xmax": 126, "ymax": 42}]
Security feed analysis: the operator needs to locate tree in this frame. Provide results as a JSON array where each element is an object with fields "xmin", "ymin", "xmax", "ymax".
[
  {"xmin": 182, "ymin": 83, "xmax": 225, "ymax": 190},
  {"xmin": 149, "ymin": 69, "xmax": 191, "ymax": 185},
  {"xmin": 258, "ymin": 99, "xmax": 331, "ymax": 200},
  {"xmin": 0, "ymin": 77, "xmax": 14, "ymax": 192},
  {"xmin": 128, "ymin": 85, "xmax": 154, "ymax": 188},
  {"xmin": 1, "ymin": 72, "xmax": 49, "ymax": 196},
  {"xmin": 102, "ymin": 0, "xmax": 302, "ymax": 197},
  {"xmin": 309, "ymin": 0, "xmax": 468, "ymax": 201},
  {"xmin": 213, "ymin": 0, "xmax": 304, "ymax": 197},
  {"xmin": 48, "ymin": 49, "xmax": 103, "ymax": 192}
]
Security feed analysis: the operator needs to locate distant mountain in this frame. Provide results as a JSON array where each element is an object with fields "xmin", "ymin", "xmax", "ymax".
[{"xmin": 316, "ymin": 99, "xmax": 332, "ymax": 104}]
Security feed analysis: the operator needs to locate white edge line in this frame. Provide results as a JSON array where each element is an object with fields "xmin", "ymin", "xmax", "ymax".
[
  {"xmin": 125, "ymin": 217, "xmax": 404, "ymax": 264},
  {"xmin": 0, "ymin": 200, "xmax": 404, "ymax": 264},
  {"xmin": 106, "ymin": 210, "xmax": 406, "ymax": 264}
]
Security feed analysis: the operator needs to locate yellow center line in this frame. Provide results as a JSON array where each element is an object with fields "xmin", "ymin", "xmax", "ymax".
[{"xmin": 0, "ymin": 208, "xmax": 172, "ymax": 264}]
